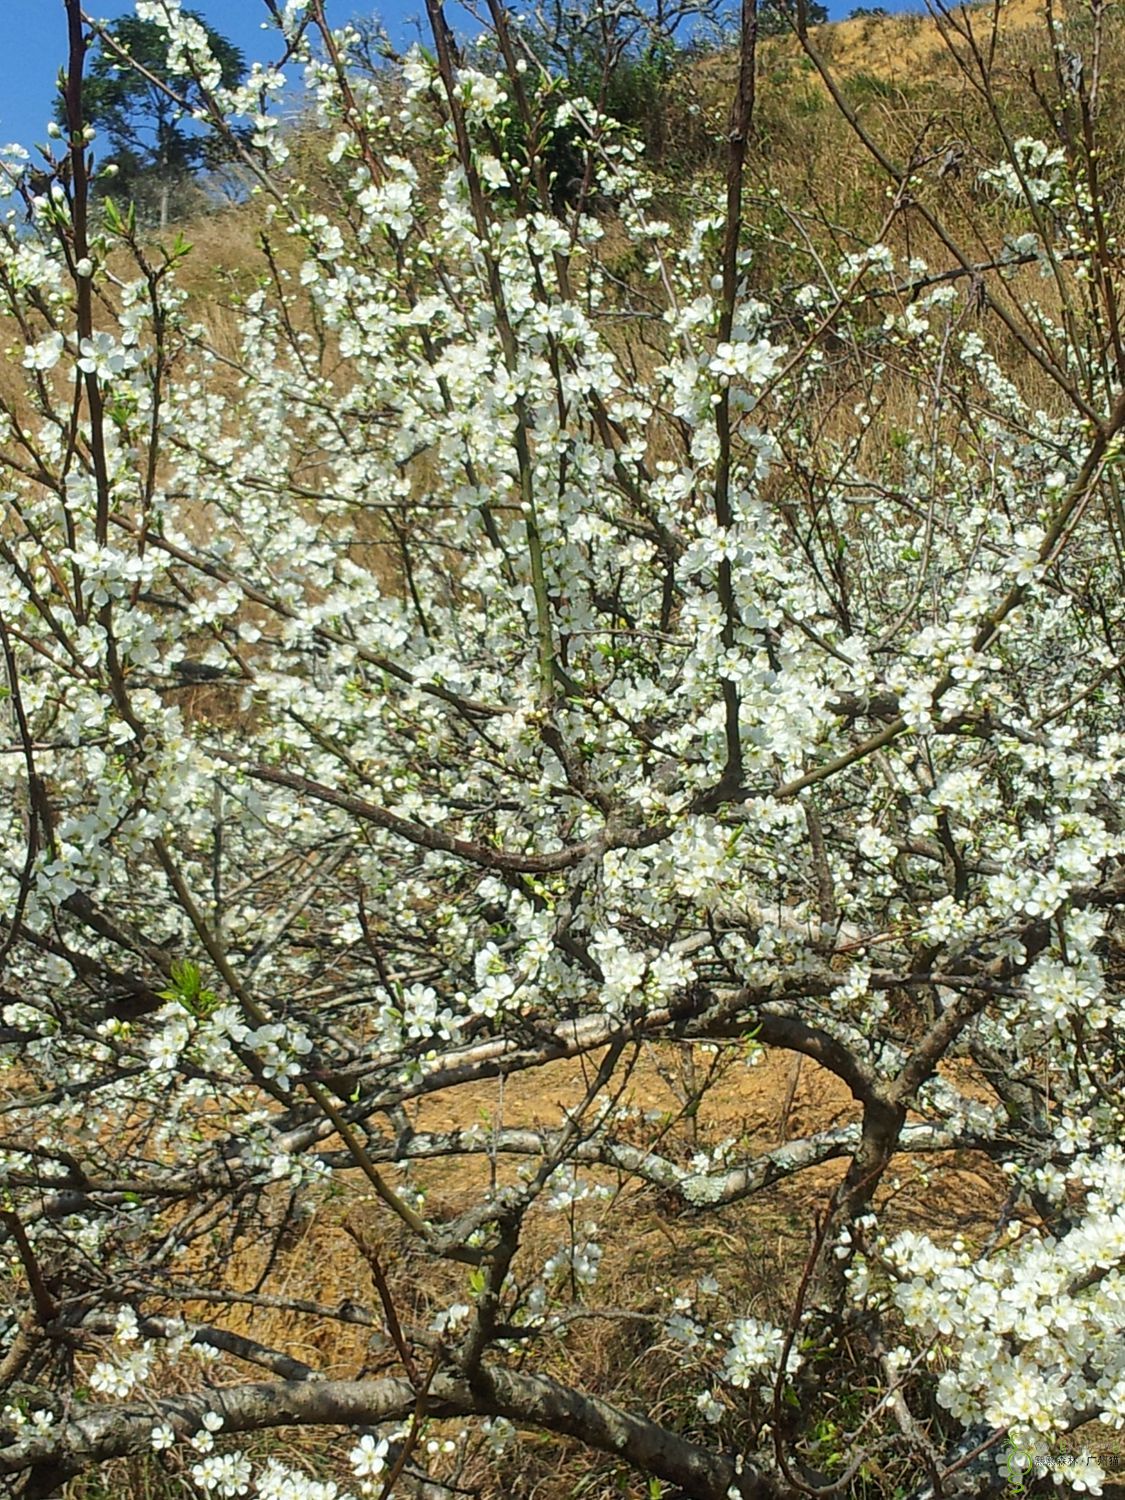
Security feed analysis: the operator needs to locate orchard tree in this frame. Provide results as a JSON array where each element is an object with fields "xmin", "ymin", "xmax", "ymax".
[{"xmin": 1, "ymin": 1, "xmax": 1125, "ymax": 1498}]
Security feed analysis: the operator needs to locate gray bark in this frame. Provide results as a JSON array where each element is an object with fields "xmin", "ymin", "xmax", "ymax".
[{"xmin": 1, "ymin": 1368, "xmax": 788, "ymax": 1499}]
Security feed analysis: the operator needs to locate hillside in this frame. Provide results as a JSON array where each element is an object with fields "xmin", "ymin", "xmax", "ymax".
[{"xmin": 801, "ymin": 0, "xmax": 1049, "ymax": 81}]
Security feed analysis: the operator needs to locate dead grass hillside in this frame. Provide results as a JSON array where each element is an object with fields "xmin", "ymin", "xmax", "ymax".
[{"xmin": 786, "ymin": 0, "xmax": 1050, "ymax": 82}]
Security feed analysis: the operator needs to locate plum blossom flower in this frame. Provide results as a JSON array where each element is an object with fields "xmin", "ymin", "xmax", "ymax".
[
  {"xmin": 478, "ymin": 155, "xmax": 509, "ymax": 190},
  {"xmin": 23, "ymin": 331, "xmax": 64, "ymax": 371},
  {"xmin": 349, "ymin": 1433, "xmax": 390, "ymax": 1478},
  {"xmin": 77, "ymin": 332, "xmax": 139, "ymax": 380},
  {"xmin": 710, "ymin": 334, "xmax": 778, "ymax": 385}
]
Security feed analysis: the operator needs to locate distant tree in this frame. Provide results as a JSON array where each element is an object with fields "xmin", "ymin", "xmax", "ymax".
[
  {"xmin": 58, "ymin": 11, "xmax": 246, "ymax": 226},
  {"xmin": 848, "ymin": 5, "xmax": 890, "ymax": 17},
  {"xmin": 757, "ymin": 0, "xmax": 829, "ymax": 34},
  {"xmin": 507, "ymin": 1, "xmax": 700, "ymax": 165}
]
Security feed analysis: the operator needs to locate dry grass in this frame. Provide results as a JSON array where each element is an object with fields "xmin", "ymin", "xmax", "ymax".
[{"xmin": 59, "ymin": 1041, "xmax": 1014, "ymax": 1498}]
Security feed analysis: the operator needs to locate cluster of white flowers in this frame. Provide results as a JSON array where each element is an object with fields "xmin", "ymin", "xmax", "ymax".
[
  {"xmin": 979, "ymin": 136, "xmax": 1067, "ymax": 205},
  {"xmin": 244, "ymin": 1021, "xmax": 314, "ymax": 1090},
  {"xmin": 89, "ymin": 1347, "xmax": 154, "ymax": 1398},
  {"xmin": 191, "ymin": 1452, "xmax": 253, "ymax": 1496},
  {"xmin": 543, "ymin": 1235, "xmax": 603, "ymax": 1288},
  {"xmin": 722, "ymin": 1316, "xmax": 802, "ymax": 1392}
]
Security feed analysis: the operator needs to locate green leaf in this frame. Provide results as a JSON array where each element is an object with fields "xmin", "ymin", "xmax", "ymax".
[{"xmin": 161, "ymin": 960, "xmax": 220, "ymax": 1019}]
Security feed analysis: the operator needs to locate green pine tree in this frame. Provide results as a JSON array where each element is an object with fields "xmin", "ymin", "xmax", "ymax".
[{"xmin": 59, "ymin": 11, "xmax": 246, "ymax": 227}]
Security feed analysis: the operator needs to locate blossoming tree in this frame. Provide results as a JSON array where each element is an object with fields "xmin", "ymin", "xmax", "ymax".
[{"xmin": 2, "ymin": 0, "xmax": 1125, "ymax": 1496}]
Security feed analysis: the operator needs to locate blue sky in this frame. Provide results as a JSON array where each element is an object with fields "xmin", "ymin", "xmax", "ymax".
[
  {"xmin": 1, "ymin": 0, "xmax": 905, "ymax": 155},
  {"xmin": 1, "ymin": 1, "xmax": 437, "ymax": 151}
]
